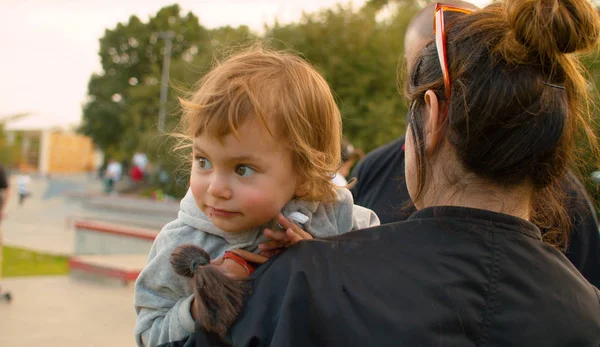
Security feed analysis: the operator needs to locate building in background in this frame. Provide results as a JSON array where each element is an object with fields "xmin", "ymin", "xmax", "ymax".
[{"xmin": 1, "ymin": 113, "xmax": 101, "ymax": 175}]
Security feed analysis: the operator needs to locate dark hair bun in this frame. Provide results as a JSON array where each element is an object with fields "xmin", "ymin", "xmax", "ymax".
[{"xmin": 507, "ymin": 0, "xmax": 600, "ymax": 55}]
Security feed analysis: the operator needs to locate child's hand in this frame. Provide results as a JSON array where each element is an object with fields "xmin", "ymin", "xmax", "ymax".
[{"xmin": 259, "ymin": 213, "xmax": 313, "ymax": 258}]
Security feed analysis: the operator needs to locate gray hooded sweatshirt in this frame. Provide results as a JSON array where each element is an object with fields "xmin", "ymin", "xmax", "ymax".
[{"xmin": 134, "ymin": 187, "xmax": 379, "ymax": 347}]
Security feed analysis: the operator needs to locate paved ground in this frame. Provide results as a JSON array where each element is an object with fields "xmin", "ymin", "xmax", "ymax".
[
  {"xmin": 0, "ymin": 173, "xmax": 177, "ymax": 347},
  {"xmin": 0, "ymin": 276, "xmax": 136, "ymax": 347}
]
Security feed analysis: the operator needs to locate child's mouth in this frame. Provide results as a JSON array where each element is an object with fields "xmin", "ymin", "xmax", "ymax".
[{"xmin": 207, "ymin": 206, "xmax": 239, "ymax": 218}]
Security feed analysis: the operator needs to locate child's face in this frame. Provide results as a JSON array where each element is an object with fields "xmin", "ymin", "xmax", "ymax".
[{"xmin": 190, "ymin": 120, "xmax": 302, "ymax": 233}]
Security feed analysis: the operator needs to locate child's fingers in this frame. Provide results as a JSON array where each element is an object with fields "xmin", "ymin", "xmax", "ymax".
[
  {"xmin": 285, "ymin": 228, "xmax": 308, "ymax": 244},
  {"xmin": 276, "ymin": 214, "xmax": 313, "ymax": 241},
  {"xmin": 275, "ymin": 213, "xmax": 297, "ymax": 231},
  {"xmin": 264, "ymin": 227, "xmax": 289, "ymax": 242},
  {"xmin": 230, "ymin": 249, "xmax": 268, "ymax": 264},
  {"xmin": 258, "ymin": 240, "xmax": 286, "ymax": 251},
  {"xmin": 261, "ymin": 215, "xmax": 313, "ymax": 256},
  {"xmin": 259, "ymin": 249, "xmax": 283, "ymax": 258},
  {"xmin": 210, "ymin": 256, "xmax": 225, "ymax": 266}
]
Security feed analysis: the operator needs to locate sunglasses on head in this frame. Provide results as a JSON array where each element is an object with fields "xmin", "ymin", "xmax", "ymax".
[
  {"xmin": 407, "ymin": 4, "xmax": 472, "ymax": 129},
  {"xmin": 434, "ymin": 3, "xmax": 473, "ymax": 102}
]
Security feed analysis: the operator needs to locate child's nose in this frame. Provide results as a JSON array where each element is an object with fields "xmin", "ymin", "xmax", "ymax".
[{"xmin": 207, "ymin": 174, "xmax": 232, "ymax": 199}]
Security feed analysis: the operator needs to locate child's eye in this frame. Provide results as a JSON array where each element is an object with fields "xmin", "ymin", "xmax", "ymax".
[
  {"xmin": 235, "ymin": 165, "xmax": 255, "ymax": 177},
  {"xmin": 196, "ymin": 157, "xmax": 212, "ymax": 170}
]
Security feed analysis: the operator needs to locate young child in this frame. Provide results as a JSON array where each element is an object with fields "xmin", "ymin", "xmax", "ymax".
[
  {"xmin": 133, "ymin": 45, "xmax": 380, "ymax": 347},
  {"xmin": 16, "ymin": 173, "xmax": 31, "ymax": 206}
]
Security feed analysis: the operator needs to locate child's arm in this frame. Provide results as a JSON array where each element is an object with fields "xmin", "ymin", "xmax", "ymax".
[{"xmin": 134, "ymin": 232, "xmax": 197, "ymax": 347}]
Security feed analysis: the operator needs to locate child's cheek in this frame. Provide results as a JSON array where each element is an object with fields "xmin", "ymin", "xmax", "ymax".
[
  {"xmin": 189, "ymin": 176, "xmax": 206, "ymax": 203},
  {"xmin": 240, "ymin": 190, "xmax": 278, "ymax": 215}
]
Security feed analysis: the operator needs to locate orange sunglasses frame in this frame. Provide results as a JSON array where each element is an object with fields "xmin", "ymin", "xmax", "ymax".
[{"xmin": 434, "ymin": 3, "xmax": 473, "ymax": 101}]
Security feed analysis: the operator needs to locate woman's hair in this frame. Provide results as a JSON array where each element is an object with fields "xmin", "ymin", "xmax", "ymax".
[
  {"xmin": 178, "ymin": 44, "xmax": 342, "ymax": 202},
  {"xmin": 170, "ymin": 244, "xmax": 247, "ymax": 342},
  {"xmin": 405, "ymin": 0, "xmax": 600, "ymax": 247}
]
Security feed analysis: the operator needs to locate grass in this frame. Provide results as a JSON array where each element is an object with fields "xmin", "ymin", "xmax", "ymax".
[{"xmin": 1, "ymin": 246, "xmax": 69, "ymax": 277}]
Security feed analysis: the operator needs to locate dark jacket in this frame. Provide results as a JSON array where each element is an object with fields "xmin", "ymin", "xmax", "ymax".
[
  {"xmin": 350, "ymin": 136, "xmax": 600, "ymax": 287},
  {"xmin": 162, "ymin": 206, "xmax": 600, "ymax": 346}
]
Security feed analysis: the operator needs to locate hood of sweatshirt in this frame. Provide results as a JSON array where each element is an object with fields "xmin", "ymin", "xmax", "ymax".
[{"xmin": 177, "ymin": 188, "xmax": 337, "ymax": 246}]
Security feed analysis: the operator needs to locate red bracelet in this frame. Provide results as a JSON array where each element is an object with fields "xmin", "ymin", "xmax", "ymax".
[{"xmin": 223, "ymin": 251, "xmax": 256, "ymax": 275}]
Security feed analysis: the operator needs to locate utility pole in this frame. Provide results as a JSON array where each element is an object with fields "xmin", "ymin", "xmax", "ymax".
[{"xmin": 157, "ymin": 31, "xmax": 175, "ymax": 132}]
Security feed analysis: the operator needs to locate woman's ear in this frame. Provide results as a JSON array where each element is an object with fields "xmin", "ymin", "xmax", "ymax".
[{"xmin": 423, "ymin": 90, "xmax": 444, "ymax": 156}]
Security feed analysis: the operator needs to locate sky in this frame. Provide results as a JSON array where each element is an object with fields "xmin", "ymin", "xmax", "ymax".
[{"xmin": 0, "ymin": 0, "xmax": 488, "ymax": 129}]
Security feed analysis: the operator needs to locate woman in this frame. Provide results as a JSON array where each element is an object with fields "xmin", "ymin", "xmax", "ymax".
[{"xmin": 165, "ymin": 0, "xmax": 600, "ymax": 345}]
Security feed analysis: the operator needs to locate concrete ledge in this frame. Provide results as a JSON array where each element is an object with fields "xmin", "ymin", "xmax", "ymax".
[
  {"xmin": 79, "ymin": 194, "xmax": 179, "ymax": 217},
  {"xmin": 73, "ymin": 220, "xmax": 158, "ymax": 255},
  {"xmin": 68, "ymin": 255, "xmax": 148, "ymax": 286},
  {"xmin": 74, "ymin": 220, "xmax": 158, "ymax": 240}
]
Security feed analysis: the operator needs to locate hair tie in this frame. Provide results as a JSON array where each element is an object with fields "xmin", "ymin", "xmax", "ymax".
[
  {"xmin": 543, "ymin": 81, "xmax": 566, "ymax": 90},
  {"xmin": 189, "ymin": 255, "xmax": 209, "ymax": 273}
]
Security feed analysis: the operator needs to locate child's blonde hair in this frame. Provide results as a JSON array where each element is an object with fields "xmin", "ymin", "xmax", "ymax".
[{"xmin": 179, "ymin": 44, "xmax": 342, "ymax": 202}]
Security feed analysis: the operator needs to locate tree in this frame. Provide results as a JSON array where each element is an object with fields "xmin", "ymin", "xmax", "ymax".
[{"xmin": 79, "ymin": 5, "xmax": 205, "ymax": 157}]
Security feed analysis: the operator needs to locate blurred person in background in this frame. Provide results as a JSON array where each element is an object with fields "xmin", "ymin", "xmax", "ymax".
[
  {"xmin": 16, "ymin": 172, "xmax": 31, "ymax": 206},
  {"xmin": 104, "ymin": 158, "xmax": 123, "ymax": 194},
  {"xmin": 130, "ymin": 151, "xmax": 148, "ymax": 182}
]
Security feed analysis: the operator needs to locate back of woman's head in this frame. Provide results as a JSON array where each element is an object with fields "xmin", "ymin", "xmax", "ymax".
[
  {"xmin": 406, "ymin": 0, "xmax": 600, "ymax": 246},
  {"xmin": 179, "ymin": 44, "xmax": 342, "ymax": 202}
]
